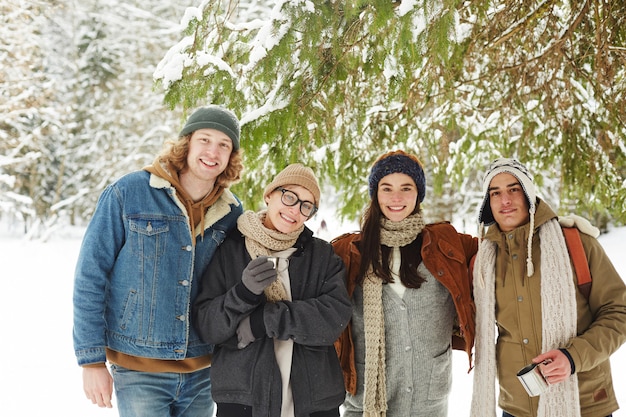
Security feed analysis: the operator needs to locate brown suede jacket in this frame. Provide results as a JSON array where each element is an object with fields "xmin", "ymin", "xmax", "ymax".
[{"xmin": 331, "ymin": 222, "xmax": 478, "ymax": 394}]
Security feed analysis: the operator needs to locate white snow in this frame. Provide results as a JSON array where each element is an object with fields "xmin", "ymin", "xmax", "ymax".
[{"xmin": 1, "ymin": 219, "xmax": 624, "ymax": 416}]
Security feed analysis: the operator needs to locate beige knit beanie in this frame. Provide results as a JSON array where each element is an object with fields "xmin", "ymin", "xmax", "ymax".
[{"xmin": 263, "ymin": 163, "xmax": 321, "ymax": 206}]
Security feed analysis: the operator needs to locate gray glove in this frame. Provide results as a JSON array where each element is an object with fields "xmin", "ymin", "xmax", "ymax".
[
  {"xmin": 237, "ymin": 315, "xmax": 255, "ymax": 349},
  {"xmin": 241, "ymin": 256, "xmax": 277, "ymax": 295}
]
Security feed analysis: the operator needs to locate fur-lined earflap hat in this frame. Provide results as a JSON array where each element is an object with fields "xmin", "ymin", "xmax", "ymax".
[
  {"xmin": 478, "ymin": 157, "xmax": 537, "ymax": 227},
  {"xmin": 478, "ymin": 157, "xmax": 538, "ymax": 276}
]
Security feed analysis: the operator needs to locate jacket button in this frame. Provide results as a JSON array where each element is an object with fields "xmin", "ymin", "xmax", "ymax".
[
  {"xmin": 177, "ymin": 315, "xmax": 186, "ymax": 321},
  {"xmin": 523, "ymin": 338, "xmax": 529, "ymax": 344}
]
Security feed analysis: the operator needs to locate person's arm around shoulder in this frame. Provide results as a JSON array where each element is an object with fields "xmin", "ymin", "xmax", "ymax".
[
  {"xmin": 330, "ymin": 232, "xmax": 359, "ymax": 395},
  {"xmin": 423, "ymin": 222, "xmax": 478, "ymax": 267}
]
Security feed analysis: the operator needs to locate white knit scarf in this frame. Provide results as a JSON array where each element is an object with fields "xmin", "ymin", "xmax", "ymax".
[
  {"xmin": 362, "ymin": 213, "xmax": 425, "ymax": 417},
  {"xmin": 237, "ymin": 210, "xmax": 303, "ymax": 302},
  {"xmin": 470, "ymin": 219, "xmax": 580, "ymax": 417}
]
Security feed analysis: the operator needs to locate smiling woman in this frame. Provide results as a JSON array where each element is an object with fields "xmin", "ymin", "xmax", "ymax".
[
  {"xmin": 275, "ymin": 187, "xmax": 318, "ymax": 217},
  {"xmin": 260, "ymin": 165, "xmax": 320, "ymax": 234},
  {"xmin": 376, "ymin": 172, "xmax": 419, "ymax": 222},
  {"xmin": 193, "ymin": 163, "xmax": 351, "ymax": 417},
  {"xmin": 331, "ymin": 150, "xmax": 478, "ymax": 417}
]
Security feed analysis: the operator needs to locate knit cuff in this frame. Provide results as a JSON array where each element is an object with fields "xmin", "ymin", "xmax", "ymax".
[
  {"xmin": 235, "ymin": 281, "xmax": 264, "ymax": 304},
  {"xmin": 249, "ymin": 306, "xmax": 266, "ymax": 339},
  {"xmin": 559, "ymin": 348, "xmax": 576, "ymax": 374}
]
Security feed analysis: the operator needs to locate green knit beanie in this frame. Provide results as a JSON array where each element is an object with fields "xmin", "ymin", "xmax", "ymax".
[{"xmin": 179, "ymin": 105, "xmax": 240, "ymax": 150}]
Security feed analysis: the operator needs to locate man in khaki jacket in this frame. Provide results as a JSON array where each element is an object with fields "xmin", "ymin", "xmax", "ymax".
[{"xmin": 470, "ymin": 158, "xmax": 626, "ymax": 417}]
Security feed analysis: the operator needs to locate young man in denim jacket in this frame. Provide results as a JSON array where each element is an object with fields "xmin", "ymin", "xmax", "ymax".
[{"xmin": 73, "ymin": 105, "xmax": 244, "ymax": 417}]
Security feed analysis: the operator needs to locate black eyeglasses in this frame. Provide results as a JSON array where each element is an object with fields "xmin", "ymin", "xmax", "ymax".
[{"xmin": 276, "ymin": 187, "xmax": 318, "ymax": 217}]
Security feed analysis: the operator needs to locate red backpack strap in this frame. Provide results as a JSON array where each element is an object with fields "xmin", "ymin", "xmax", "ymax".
[{"xmin": 562, "ymin": 227, "xmax": 592, "ymax": 300}]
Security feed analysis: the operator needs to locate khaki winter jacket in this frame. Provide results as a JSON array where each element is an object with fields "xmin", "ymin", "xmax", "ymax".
[
  {"xmin": 485, "ymin": 200, "xmax": 626, "ymax": 417},
  {"xmin": 332, "ymin": 222, "xmax": 478, "ymax": 395}
]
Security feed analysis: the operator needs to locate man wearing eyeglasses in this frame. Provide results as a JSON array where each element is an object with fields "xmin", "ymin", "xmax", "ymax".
[{"xmin": 193, "ymin": 163, "xmax": 351, "ymax": 417}]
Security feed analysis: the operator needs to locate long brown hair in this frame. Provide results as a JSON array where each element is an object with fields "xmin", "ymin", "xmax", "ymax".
[
  {"xmin": 357, "ymin": 150, "xmax": 425, "ymax": 288},
  {"xmin": 160, "ymin": 134, "xmax": 244, "ymax": 188}
]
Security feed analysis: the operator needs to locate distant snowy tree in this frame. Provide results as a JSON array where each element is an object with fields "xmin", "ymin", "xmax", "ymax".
[
  {"xmin": 0, "ymin": 0, "xmax": 70, "ymax": 234},
  {"xmin": 63, "ymin": 1, "xmax": 189, "ymax": 224},
  {"xmin": 156, "ymin": 0, "xmax": 626, "ymax": 227},
  {"xmin": 1, "ymin": 0, "xmax": 193, "ymax": 236}
]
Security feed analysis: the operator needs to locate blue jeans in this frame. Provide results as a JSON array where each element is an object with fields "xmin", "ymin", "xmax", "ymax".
[{"xmin": 111, "ymin": 365, "xmax": 214, "ymax": 417}]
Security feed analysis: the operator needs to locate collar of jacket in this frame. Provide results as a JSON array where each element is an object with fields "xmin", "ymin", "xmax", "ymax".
[
  {"xmin": 484, "ymin": 198, "xmax": 557, "ymax": 242},
  {"xmin": 148, "ymin": 173, "xmax": 240, "ymax": 230}
]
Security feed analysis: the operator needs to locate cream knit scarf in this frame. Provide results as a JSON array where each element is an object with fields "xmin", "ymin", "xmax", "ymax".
[
  {"xmin": 471, "ymin": 219, "xmax": 580, "ymax": 417},
  {"xmin": 237, "ymin": 210, "xmax": 303, "ymax": 302},
  {"xmin": 362, "ymin": 212, "xmax": 425, "ymax": 417}
]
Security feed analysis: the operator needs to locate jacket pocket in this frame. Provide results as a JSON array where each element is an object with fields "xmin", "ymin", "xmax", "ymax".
[
  {"xmin": 427, "ymin": 348, "xmax": 452, "ymax": 400},
  {"xmin": 577, "ymin": 361, "xmax": 613, "ymax": 407},
  {"xmin": 302, "ymin": 345, "xmax": 345, "ymax": 402},
  {"xmin": 211, "ymin": 344, "xmax": 260, "ymax": 394},
  {"xmin": 210, "ymin": 228, "xmax": 227, "ymax": 246},
  {"xmin": 128, "ymin": 217, "xmax": 169, "ymax": 258},
  {"xmin": 437, "ymin": 239, "xmax": 465, "ymax": 264},
  {"xmin": 119, "ymin": 289, "xmax": 138, "ymax": 330}
]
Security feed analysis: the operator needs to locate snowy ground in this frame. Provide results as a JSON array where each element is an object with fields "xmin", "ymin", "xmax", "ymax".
[{"xmin": 1, "ymin": 218, "xmax": 624, "ymax": 417}]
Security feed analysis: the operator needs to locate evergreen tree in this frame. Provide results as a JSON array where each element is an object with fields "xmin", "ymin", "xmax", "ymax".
[{"xmin": 156, "ymin": 0, "xmax": 626, "ymax": 227}]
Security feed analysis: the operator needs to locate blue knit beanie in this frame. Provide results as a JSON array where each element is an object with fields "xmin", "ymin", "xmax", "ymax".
[
  {"xmin": 368, "ymin": 151, "xmax": 426, "ymax": 202},
  {"xmin": 179, "ymin": 105, "xmax": 240, "ymax": 150}
]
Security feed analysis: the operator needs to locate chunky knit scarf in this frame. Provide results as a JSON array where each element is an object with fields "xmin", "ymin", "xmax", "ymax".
[
  {"xmin": 362, "ymin": 212, "xmax": 425, "ymax": 417},
  {"xmin": 237, "ymin": 210, "xmax": 303, "ymax": 302},
  {"xmin": 471, "ymin": 219, "xmax": 580, "ymax": 417}
]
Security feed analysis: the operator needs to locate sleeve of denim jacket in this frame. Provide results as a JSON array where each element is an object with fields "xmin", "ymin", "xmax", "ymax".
[
  {"xmin": 73, "ymin": 183, "xmax": 125, "ymax": 366},
  {"xmin": 261, "ymin": 239, "xmax": 352, "ymax": 347}
]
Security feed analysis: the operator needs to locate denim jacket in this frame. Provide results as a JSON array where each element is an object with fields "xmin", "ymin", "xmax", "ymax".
[{"xmin": 73, "ymin": 170, "xmax": 242, "ymax": 366}]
